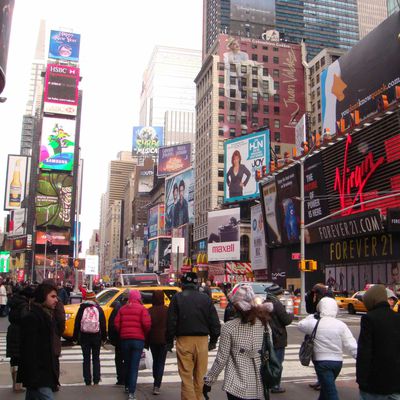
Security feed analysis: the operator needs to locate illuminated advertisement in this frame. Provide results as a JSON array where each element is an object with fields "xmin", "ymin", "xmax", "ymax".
[
  {"xmin": 148, "ymin": 239, "xmax": 158, "ymax": 271},
  {"xmin": 4, "ymin": 155, "xmax": 29, "ymax": 210},
  {"xmin": 261, "ymin": 180, "xmax": 282, "ymax": 246},
  {"xmin": 48, "ymin": 30, "xmax": 81, "ymax": 62},
  {"xmin": 132, "ymin": 126, "xmax": 164, "ymax": 156},
  {"xmin": 208, "ymin": 208, "xmax": 240, "ymax": 262},
  {"xmin": 158, "ymin": 238, "xmax": 171, "ymax": 271},
  {"xmin": 35, "ymin": 173, "xmax": 73, "ymax": 228},
  {"xmin": 157, "ymin": 143, "xmax": 191, "ymax": 176},
  {"xmin": 0, "ymin": 0, "xmax": 15, "ymax": 93},
  {"xmin": 165, "ymin": 168, "xmax": 194, "ymax": 230},
  {"xmin": 39, "ymin": 117, "xmax": 76, "ymax": 171},
  {"xmin": 36, "ymin": 230, "xmax": 70, "ymax": 246},
  {"xmin": 251, "ymin": 204, "xmax": 267, "ymax": 270},
  {"xmin": 224, "ymin": 130, "xmax": 270, "ymax": 203},
  {"xmin": 0, "ymin": 251, "xmax": 10, "ymax": 272},
  {"xmin": 230, "ymin": 0, "xmax": 275, "ymax": 27},
  {"xmin": 138, "ymin": 169, "xmax": 154, "ymax": 193},
  {"xmin": 322, "ymin": 12, "xmax": 400, "ymax": 135},
  {"xmin": 148, "ymin": 204, "xmax": 167, "ymax": 239},
  {"xmin": 9, "ymin": 209, "xmax": 26, "ymax": 236}
]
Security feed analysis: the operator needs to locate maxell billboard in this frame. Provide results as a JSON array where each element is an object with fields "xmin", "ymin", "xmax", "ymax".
[
  {"xmin": 208, "ymin": 208, "xmax": 240, "ymax": 261},
  {"xmin": 157, "ymin": 143, "xmax": 191, "ymax": 176},
  {"xmin": 48, "ymin": 30, "xmax": 81, "ymax": 62}
]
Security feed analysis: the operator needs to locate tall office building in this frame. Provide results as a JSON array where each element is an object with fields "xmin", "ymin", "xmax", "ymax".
[{"xmin": 357, "ymin": 0, "xmax": 388, "ymax": 38}]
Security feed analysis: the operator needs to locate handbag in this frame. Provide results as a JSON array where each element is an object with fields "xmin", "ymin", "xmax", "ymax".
[
  {"xmin": 299, "ymin": 318, "xmax": 321, "ymax": 366},
  {"xmin": 139, "ymin": 349, "xmax": 153, "ymax": 370},
  {"xmin": 260, "ymin": 326, "xmax": 283, "ymax": 391}
]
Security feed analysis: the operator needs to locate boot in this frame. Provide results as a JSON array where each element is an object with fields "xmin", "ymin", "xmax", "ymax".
[{"xmin": 11, "ymin": 366, "xmax": 25, "ymax": 393}]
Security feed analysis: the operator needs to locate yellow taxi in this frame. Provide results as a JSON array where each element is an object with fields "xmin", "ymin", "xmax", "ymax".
[
  {"xmin": 341, "ymin": 291, "xmax": 367, "ymax": 314},
  {"xmin": 333, "ymin": 291, "xmax": 349, "ymax": 309},
  {"xmin": 210, "ymin": 287, "xmax": 227, "ymax": 304},
  {"xmin": 63, "ymin": 286, "xmax": 181, "ymax": 340}
]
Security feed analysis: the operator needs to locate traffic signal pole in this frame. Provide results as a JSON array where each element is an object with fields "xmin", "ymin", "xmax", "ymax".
[{"xmin": 300, "ymin": 158, "xmax": 306, "ymax": 314}]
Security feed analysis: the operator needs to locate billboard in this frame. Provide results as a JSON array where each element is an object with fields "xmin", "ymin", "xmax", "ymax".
[
  {"xmin": 261, "ymin": 180, "xmax": 282, "ymax": 246},
  {"xmin": 36, "ymin": 230, "xmax": 70, "ymax": 246},
  {"xmin": 251, "ymin": 204, "xmax": 267, "ymax": 270},
  {"xmin": 148, "ymin": 204, "xmax": 167, "ymax": 239},
  {"xmin": 39, "ymin": 117, "xmax": 76, "ymax": 171},
  {"xmin": 158, "ymin": 238, "xmax": 171, "ymax": 271},
  {"xmin": 294, "ymin": 114, "xmax": 306, "ymax": 156},
  {"xmin": 165, "ymin": 168, "xmax": 194, "ymax": 230},
  {"xmin": 208, "ymin": 208, "xmax": 240, "ymax": 261},
  {"xmin": 322, "ymin": 12, "xmax": 400, "ymax": 136},
  {"xmin": 0, "ymin": 0, "xmax": 15, "ymax": 93},
  {"xmin": 0, "ymin": 251, "xmax": 10, "ymax": 272},
  {"xmin": 9, "ymin": 209, "xmax": 26, "ymax": 236},
  {"xmin": 4, "ymin": 155, "xmax": 29, "ymax": 210},
  {"xmin": 132, "ymin": 126, "xmax": 164, "ymax": 157},
  {"xmin": 138, "ymin": 169, "xmax": 154, "ymax": 193},
  {"xmin": 85, "ymin": 255, "xmax": 99, "ymax": 275},
  {"xmin": 224, "ymin": 130, "xmax": 270, "ymax": 203},
  {"xmin": 148, "ymin": 239, "xmax": 158, "ymax": 272},
  {"xmin": 35, "ymin": 173, "xmax": 73, "ymax": 228},
  {"xmin": 157, "ymin": 143, "xmax": 191, "ymax": 176},
  {"xmin": 230, "ymin": 0, "xmax": 275, "ymax": 26},
  {"xmin": 48, "ymin": 30, "xmax": 81, "ymax": 62}
]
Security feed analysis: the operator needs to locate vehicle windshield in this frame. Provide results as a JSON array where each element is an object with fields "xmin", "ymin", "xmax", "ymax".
[
  {"xmin": 249, "ymin": 283, "xmax": 273, "ymax": 295},
  {"xmin": 211, "ymin": 288, "xmax": 222, "ymax": 293},
  {"xmin": 96, "ymin": 289, "xmax": 119, "ymax": 306}
]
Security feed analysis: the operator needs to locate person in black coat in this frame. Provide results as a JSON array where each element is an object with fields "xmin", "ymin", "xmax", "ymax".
[
  {"xmin": 357, "ymin": 285, "xmax": 400, "ymax": 399},
  {"xmin": 265, "ymin": 285, "xmax": 294, "ymax": 394},
  {"xmin": 19, "ymin": 283, "xmax": 59, "ymax": 399}
]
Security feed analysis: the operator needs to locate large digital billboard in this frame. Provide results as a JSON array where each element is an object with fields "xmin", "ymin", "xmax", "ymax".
[
  {"xmin": 230, "ymin": 0, "xmax": 275, "ymax": 26},
  {"xmin": 165, "ymin": 168, "xmax": 194, "ymax": 230},
  {"xmin": 224, "ymin": 130, "xmax": 270, "ymax": 203},
  {"xmin": 0, "ymin": 0, "xmax": 14, "ymax": 93},
  {"xmin": 148, "ymin": 204, "xmax": 167, "ymax": 239},
  {"xmin": 251, "ymin": 204, "xmax": 267, "ymax": 270},
  {"xmin": 138, "ymin": 169, "xmax": 154, "ymax": 193},
  {"xmin": 35, "ymin": 173, "xmax": 73, "ymax": 228},
  {"xmin": 4, "ymin": 155, "xmax": 29, "ymax": 210},
  {"xmin": 261, "ymin": 179, "xmax": 282, "ymax": 246},
  {"xmin": 157, "ymin": 143, "xmax": 191, "ymax": 176},
  {"xmin": 48, "ymin": 30, "xmax": 81, "ymax": 62},
  {"xmin": 322, "ymin": 12, "xmax": 400, "ymax": 136},
  {"xmin": 208, "ymin": 208, "xmax": 240, "ymax": 261},
  {"xmin": 132, "ymin": 126, "xmax": 164, "ymax": 157},
  {"xmin": 39, "ymin": 117, "xmax": 76, "ymax": 171}
]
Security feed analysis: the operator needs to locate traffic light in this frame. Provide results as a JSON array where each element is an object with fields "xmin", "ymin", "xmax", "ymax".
[
  {"xmin": 298, "ymin": 259, "xmax": 318, "ymax": 272},
  {"xmin": 73, "ymin": 259, "xmax": 80, "ymax": 268}
]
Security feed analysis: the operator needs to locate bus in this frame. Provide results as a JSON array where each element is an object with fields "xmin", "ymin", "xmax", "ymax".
[{"xmin": 119, "ymin": 273, "xmax": 159, "ymax": 286}]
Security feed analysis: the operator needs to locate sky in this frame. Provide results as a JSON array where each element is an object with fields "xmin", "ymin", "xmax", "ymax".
[{"xmin": 0, "ymin": 0, "xmax": 202, "ymax": 252}]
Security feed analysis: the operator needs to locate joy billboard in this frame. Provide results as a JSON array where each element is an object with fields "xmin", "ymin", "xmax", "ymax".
[
  {"xmin": 48, "ymin": 30, "xmax": 81, "ymax": 62},
  {"xmin": 224, "ymin": 130, "xmax": 270, "ymax": 203},
  {"xmin": 4, "ymin": 155, "xmax": 29, "ymax": 210},
  {"xmin": 39, "ymin": 117, "xmax": 76, "ymax": 171},
  {"xmin": 132, "ymin": 126, "xmax": 164, "ymax": 157},
  {"xmin": 157, "ymin": 143, "xmax": 191, "ymax": 176},
  {"xmin": 165, "ymin": 168, "xmax": 194, "ymax": 230}
]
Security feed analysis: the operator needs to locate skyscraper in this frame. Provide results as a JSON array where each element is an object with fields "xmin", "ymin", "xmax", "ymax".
[{"xmin": 357, "ymin": 0, "xmax": 388, "ymax": 38}]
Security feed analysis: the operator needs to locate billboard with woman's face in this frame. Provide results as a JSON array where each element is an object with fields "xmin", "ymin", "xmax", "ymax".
[{"xmin": 224, "ymin": 130, "xmax": 270, "ymax": 203}]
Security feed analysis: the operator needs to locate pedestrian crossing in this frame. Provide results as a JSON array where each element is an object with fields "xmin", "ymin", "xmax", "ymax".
[{"xmin": 0, "ymin": 332, "xmax": 356, "ymax": 388}]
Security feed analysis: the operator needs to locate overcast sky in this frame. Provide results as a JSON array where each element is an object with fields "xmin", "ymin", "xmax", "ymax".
[{"xmin": 0, "ymin": 0, "xmax": 202, "ymax": 252}]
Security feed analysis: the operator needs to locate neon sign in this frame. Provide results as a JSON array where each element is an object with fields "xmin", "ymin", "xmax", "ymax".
[{"xmin": 334, "ymin": 135, "xmax": 385, "ymax": 215}]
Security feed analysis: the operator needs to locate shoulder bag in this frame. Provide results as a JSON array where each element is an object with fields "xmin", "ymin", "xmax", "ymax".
[{"xmin": 299, "ymin": 318, "xmax": 321, "ymax": 366}]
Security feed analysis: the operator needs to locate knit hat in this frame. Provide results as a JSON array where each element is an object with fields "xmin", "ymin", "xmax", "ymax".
[
  {"xmin": 363, "ymin": 285, "xmax": 387, "ymax": 311},
  {"xmin": 181, "ymin": 272, "xmax": 198, "ymax": 285},
  {"xmin": 265, "ymin": 284, "xmax": 283, "ymax": 296},
  {"xmin": 386, "ymin": 288, "xmax": 398, "ymax": 301},
  {"xmin": 85, "ymin": 290, "xmax": 96, "ymax": 301},
  {"xmin": 129, "ymin": 289, "xmax": 142, "ymax": 303},
  {"xmin": 231, "ymin": 285, "xmax": 256, "ymax": 312}
]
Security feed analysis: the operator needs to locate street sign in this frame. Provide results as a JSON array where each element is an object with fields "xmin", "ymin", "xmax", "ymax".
[
  {"xmin": 85, "ymin": 255, "xmax": 99, "ymax": 275},
  {"xmin": 292, "ymin": 253, "xmax": 301, "ymax": 260}
]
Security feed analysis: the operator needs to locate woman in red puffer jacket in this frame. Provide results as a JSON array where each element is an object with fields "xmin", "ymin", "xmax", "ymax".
[{"xmin": 114, "ymin": 290, "xmax": 151, "ymax": 399}]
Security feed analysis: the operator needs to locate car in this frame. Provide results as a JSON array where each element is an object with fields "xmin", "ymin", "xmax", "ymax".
[
  {"xmin": 341, "ymin": 291, "xmax": 367, "ymax": 314},
  {"xmin": 232, "ymin": 281, "xmax": 274, "ymax": 296},
  {"xmin": 210, "ymin": 286, "xmax": 226, "ymax": 303},
  {"xmin": 63, "ymin": 285, "xmax": 181, "ymax": 340},
  {"xmin": 333, "ymin": 291, "xmax": 349, "ymax": 309}
]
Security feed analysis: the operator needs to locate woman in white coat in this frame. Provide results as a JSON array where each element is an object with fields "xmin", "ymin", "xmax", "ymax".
[
  {"xmin": 0, "ymin": 279, "xmax": 7, "ymax": 317},
  {"xmin": 298, "ymin": 297, "xmax": 357, "ymax": 400}
]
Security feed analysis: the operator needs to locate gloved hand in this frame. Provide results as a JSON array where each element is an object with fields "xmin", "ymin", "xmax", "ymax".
[
  {"xmin": 203, "ymin": 384, "xmax": 211, "ymax": 399},
  {"xmin": 208, "ymin": 341, "xmax": 217, "ymax": 351},
  {"xmin": 166, "ymin": 342, "xmax": 173, "ymax": 352}
]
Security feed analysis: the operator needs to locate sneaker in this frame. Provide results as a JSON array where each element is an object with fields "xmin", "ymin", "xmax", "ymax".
[
  {"xmin": 271, "ymin": 387, "xmax": 286, "ymax": 394},
  {"xmin": 124, "ymin": 387, "xmax": 129, "ymax": 393},
  {"xmin": 309, "ymin": 383, "xmax": 321, "ymax": 391},
  {"xmin": 153, "ymin": 386, "xmax": 160, "ymax": 395},
  {"xmin": 128, "ymin": 394, "xmax": 136, "ymax": 400}
]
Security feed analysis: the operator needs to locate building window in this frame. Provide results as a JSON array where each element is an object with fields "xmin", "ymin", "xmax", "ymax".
[
  {"xmin": 218, "ymin": 128, "xmax": 224, "ymax": 136},
  {"xmin": 263, "ymin": 92, "xmax": 269, "ymax": 101},
  {"xmin": 251, "ymin": 54, "xmax": 258, "ymax": 61},
  {"xmin": 218, "ymin": 182, "xmax": 224, "ymax": 191},
  {"xmin": 318, "ymin": 113, "xmax": 321, "ymax": 122},
  {"xmin": 229, "ymin": 128, "xmax": 235, "ymax": 137},
  {"xmin": 252, "ymin": 79, "xmax": 258, "ymax": 88},
  {"xmin": 263, "ymin": 105, "xmax": 269, "ymax": 113},
  {"xmin": 317, "ymin": 100, "xmax": 321, "ymax": 109},
  {"xmin": 241, "ymin": 77, "xmax": 247, "ymax": 87},
  {"xmin": 229, "ymin": 102, "xmax": 236, "ymax": 111},
  {"xmin": 241, "ymin": 65, "xmax": 247, "ymax": 74},
  {"xmin": 230, "ymin": 89, "xmax": 236, "ymax": 98},
  {"xmin": 241, "ymin": 116, "xmax": 247, "ymax": 125},
  {"xmin": 262, "ymin": 46, "xmax": 268, "ymax": 50},
  {"xmin": 218, "ymin": 62, "xmax": 225, "ymax": 71},
  {"xmin": 274, "ymin": 94, "xmax": 280, "ymax": 102},
  {"xmin": 274, "ymin": 81, "xmax": 280, "ymax": 91},
  {"xmin": 241, "ymin": 103, "xmax": 247, "ymax": 112},
  {"xmin": 228, "ymin": 114, "xmax": 236, "ymax": 123},
  {"xmin": 218, "ymin": 154, "xmax": 224, "ymax": 163},
  {"xmin": 273, "ymin": 47, "xmax": 279, "ymax": 52},
  {"xmin": 273, "ymin": 56, "xmax": 279, "ymax": 64},
  {"xmin": 274, "ymin": 106, "xmax": 280, "ymax": 114},
  {"xmin": 274, "ymin": 119, "xmax": 280, "ymax": 128},
  {"xmin": 218, "ymin": 169, "xmax": 224, "ymax": 178},
  {"xmin": 218, "ymin": 114, "xmax": 224, "ymax": 122},
  {"xmin": 241, "ymin": 128, "xmax": 247, "ymax": 135},
  {"xmin": 274, "ymin": 132, "xmax": 281, "ymax": 142},
  {"xmin": 252, "ymin": 103, "xmax": 258, "ymax": 113},
  {"xmin": 263, "ymin": 118, "xmax": 270, "ymax": 127},
  {"xmin": 218, "ymin": 75, "xmax": 224, "ymax": 84},
  {"xmin": 219, "ymin": 101, "xmax": 224, "ymax": 109},
  {"xmin": 263, "ymin": 67, "xmax": 269, "ymax": 76},
  {"xmin": 230, "ymin": 76, "xmax": 236, "ymax": 85},
  {"xmin": 218, "ymin": 88, "xmax": 224, "ymax": 96},
  {"xmin": 273, "ymin": 69, "xmax": 279, "ymax": 78},
  {"xmin": 316, "ymin": 74, "xmax": 320, "ymax": 84},
  {"xmin": 251, "ymin": 117, "xmax": 259, "ymax": 127},
  {"xmin": 217, "ymin": 196, "xmax": 224, "ymax": 205},
  {"xmin": 274, "ymin": 145, "xmax": 281, "ymax": 154},
  {"xmin": 262, "ymin": 55, "xmax": 268, "ymax": 62},
  {"xmin": 321, "ymin": 57, "xmax": 325, "ymax": 67},
  {"xmin": 316, "ymin": 61, "xmax": 320, "ymax": 70},
  {"xmin": 317, "ymin": 87, "xmax": 320, "ymax": 97},
  {"xmin": 252, "ymin": 67, "xmax": 258, "ymax": 75},
  {"xmin": 251, "ymin": 44, "xmax": 257, "ymax": 49}
]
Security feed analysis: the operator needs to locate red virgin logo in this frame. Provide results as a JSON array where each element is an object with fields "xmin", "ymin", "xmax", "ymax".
[{"xmin": 334, "ymin": 135, "xmax": 385, "ymax": 215}]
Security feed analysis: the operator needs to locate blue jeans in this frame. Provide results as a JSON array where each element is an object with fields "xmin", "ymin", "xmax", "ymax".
[
  {"xmin": 314, "ymin": 360, "xmax": 342, "ymax": 400},
  {"xmin": 360, "ymin": 392, "xmax": 400, "ymax": 400},
  {"xmin": 25, "ymin": 387, "xmax": 54, "ymax": 400},
  {"xmin": 272, "ymin": 348, "xmax": 285, "ymax": 389},
  {"xmin": 150, "ymin": 343, "xmax": 168, "ymax": 388},
  {"xmin": 122, "ymin": 339, "xmax": 144, "ymax": 395}
]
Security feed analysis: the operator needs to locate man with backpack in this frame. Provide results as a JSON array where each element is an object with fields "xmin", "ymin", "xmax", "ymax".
[{"xmin": 73, "ymin": 290, "xmax": 106, "ymax": 386}]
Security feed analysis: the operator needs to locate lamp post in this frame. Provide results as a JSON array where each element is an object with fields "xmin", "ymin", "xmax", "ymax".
[{"xmin": 299, "ymin": 159, "xmax": 307, "ymax": 314}]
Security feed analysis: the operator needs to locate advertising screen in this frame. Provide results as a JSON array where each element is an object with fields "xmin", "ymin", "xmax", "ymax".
[
  {"xmin": 157, "ymin": 143, "xmax": 191, "ymax": 176},
  {"xmin": 48, "ymin": 30, "xmax": 81, "ymax": 62},
  {"xmin": 158, "ymin": 238, "xmax": 171, "ymax": 271},
  {"xmin": 322, "ymin": 12, "xmax": 400, "ymax": 136},
  {"xmin": 165, "ymin": 168, "xmax": 194, "ymax": 230},
  {"xmin": 224, "ymin": 130, "xmax": 270, "ymax": 203},
  {"xmin": 261, "ymin": 180, "xmax": 282, "ymax": 246},
  {"xmin": 0, "ymin": 0, "xmax": 15, "ymax": 93},
  {"xmin": 4, "ymin": 155, "xmax": 29, "ymax": 210},
  {"xmin": 39, "ymin": 117, "xmax": 76, "ymax": 171},
  {"xmin": 138, "ymin": 169, "xmax": 154, "ymax": 193},
  {"xmin": 251, "ymin": 204, "xmax": 267, "ymax": 270},
  {"xmin": 36, "ymin": 230, "xmax": 70, "ymax": 246},
  {"xmin": 230, "ymin": 0, "xmax": 275, "ymax": 27},
  {"xmin": 148, "ymin": 204, "xmax": 167, "ymax": 239},
  {"xmin": 148, "ymin": 239, "xmax": 158, "ymax": 272},
  {"xmin": 294, "ymin": 114, "xmax": 306, "ymax": 156},
  {"xmin": 208, "ymin": 208, "xmax": 240, "ymax": 261},
  {"xmin": 132, "ymin": 126, "xmax": 164, "ymax": 157},
  {"xmin": 35, "ymin": 173, "xmax": 73, "ymax": 228}
]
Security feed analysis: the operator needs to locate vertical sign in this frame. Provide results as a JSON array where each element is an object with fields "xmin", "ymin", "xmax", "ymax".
[{"xmin": 251, "ymin": 204, "xmax": 267, "ymax": 270}]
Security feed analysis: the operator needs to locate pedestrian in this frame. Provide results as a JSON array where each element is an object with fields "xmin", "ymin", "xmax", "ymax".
[
  {"xmin": 203, "ymin": 284, "xmax": 273, "ymax": 399},
  {"xmin": 73, "ymin": 290, "xmax": 107, "ymax": 386},
  {"xmin": 166, "ymin": 272, "xmax": 221, "ymax": 400},
  {"xmin": 0, "ymin": 278, "xmax": 7, "ymax": 316},
  {"xmin": 199, "ymin": 281, "xmax": 212, "ymax": 297},
  {"xmin": 298, "ymin": 297, "xmax": 357, "ymax": 400},
  {"xmin": 356, "ymin": 284, "xmax": 400, "ymax": 399},
  {"xmin": 6, "ymin": 286, "xmax": 33, "ymax": 393},
  {"xmin": 114, "ymin": 289, "xmax": 151, "ymax": 400},
  {"xmin": 57, "ymin": 282, "xmax": 69, "ymax": 305},
  {"xmin": 19, "ymin": 282, "xmax": 60, "ymax": 399},
  {"xmin": 265, "ymin": 284, "xmax": 294, "ymax": 394},
  {"xmin": 147, "ymin": 290, "xmax": 169, "ymax": 395},
  {"xmin": 386, "ymin": 288, "xmax": 398, "ymax": 310},
  {"xmin": 108, "ymin": 295, "xmax": 128, "ymax": 386}
]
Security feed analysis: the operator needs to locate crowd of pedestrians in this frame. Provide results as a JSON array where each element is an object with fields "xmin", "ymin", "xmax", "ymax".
[{"xmin": 2, "ymin": 274, "xmax": 400, "ymax": 399}]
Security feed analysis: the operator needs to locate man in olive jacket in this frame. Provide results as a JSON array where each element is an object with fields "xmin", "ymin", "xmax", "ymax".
[{"xmin": 357, "ymin": 284, "xmax": 400, "ymax": 399}]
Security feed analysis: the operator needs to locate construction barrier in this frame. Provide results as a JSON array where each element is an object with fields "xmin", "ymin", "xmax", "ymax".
[
  {"xmin": 294, "ymin": 297, "xmax": 301, "ymax": 315},
  {"xmin": 219, "ymin": 296, "xmax": 228, "ymax": 309}
]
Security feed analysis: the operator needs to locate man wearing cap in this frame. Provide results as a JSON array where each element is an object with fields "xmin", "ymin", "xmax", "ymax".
[
  {"xmin": 357, "ymin": 284, "xmax": 400, "ymax": 399},
  {"xmin": 167, "ymin": 272, "xmax": 221, "ymax": 400}
]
